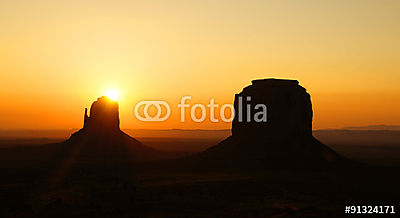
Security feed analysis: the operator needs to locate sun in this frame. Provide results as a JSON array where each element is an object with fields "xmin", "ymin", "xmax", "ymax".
[{"xmin": 105, "ymin": 89, "xmax": 119, "ymax": 101}]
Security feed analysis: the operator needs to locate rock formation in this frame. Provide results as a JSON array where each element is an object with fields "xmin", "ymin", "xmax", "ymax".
[
  {"xmin": 83, "ymin": 96, "xmax": 120, "ymax": 133},
  {"xmin": 232, "ymin": 79, "xmax": 312, "ymax": 141},
  {"xmin": 197, "ymin": 79, "xmax": 346, "ymax": 168},
  {"xmin": 66, "ymin": 96, "xmax": 159, "ymax": 160}
]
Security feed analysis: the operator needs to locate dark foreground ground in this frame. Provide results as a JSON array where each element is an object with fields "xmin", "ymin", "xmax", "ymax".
[{"xmin": 0, "ymin": 135, "xmax": 399, "ymax": 217}]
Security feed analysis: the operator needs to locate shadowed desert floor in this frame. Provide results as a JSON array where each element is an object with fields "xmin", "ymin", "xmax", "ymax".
[{"xmin": 0, "ymin": 129, "xmax": 399, "ymax": 217}]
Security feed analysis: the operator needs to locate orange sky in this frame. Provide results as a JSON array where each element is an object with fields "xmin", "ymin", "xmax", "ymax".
[{"xmin": 1, "ymin": 0, "xmax": 400, "ymax": 130}]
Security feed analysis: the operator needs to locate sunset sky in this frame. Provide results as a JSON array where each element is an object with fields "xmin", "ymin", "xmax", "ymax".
[{"xmin": 1, "ymin": 0, "xmax": 400, "ymax": 130}]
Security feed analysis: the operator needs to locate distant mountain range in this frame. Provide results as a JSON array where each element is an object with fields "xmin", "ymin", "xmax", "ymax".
[
  {"xmin": 342, "ymin": 125, "xmax": 400, "ymax": 131},
  {"xmin": 1, "ymin": 125, "xmax": 400, "ymax": 139}
]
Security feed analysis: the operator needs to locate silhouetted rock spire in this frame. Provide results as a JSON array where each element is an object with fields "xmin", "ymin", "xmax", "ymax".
[
  {"xmin": 66, "ymin": 96, "xmax": 159, "ymax": 160},
  {"xmin": 82, "ymin": 96, "xmax": 120, "ymax": 133}
]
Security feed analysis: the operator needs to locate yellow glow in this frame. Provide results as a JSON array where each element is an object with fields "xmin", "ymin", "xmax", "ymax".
[
  {"xmin": 1, "ymin": 1, "xmax": 400, "ymax": 130},
  {"xmin": 105, "ymin": 89, "xmax": 119, "ymax": 101}
]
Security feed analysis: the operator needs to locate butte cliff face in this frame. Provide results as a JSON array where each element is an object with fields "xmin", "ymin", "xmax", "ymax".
[
  {"xmin": 83, "ymin": 96, "xmax": 120, "ymax": 133},
  {"xmin": 232, "ymin": 79, "xmax": 312, "ymax": 141},
  {"xmin": 198, "ymin": 79, "xmax": 346, "ymax": 167},
  {"xmin": 66, "ymin": 96, "xmax": 158, "ymax": 160}
]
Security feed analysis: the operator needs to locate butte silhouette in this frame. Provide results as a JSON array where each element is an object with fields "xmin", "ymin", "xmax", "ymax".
[
  {"xmin": 66, "ymin": 96, "xmax": 159, "ymax": 160},
  {"xmin": 193, "ymin": 78, "xmax": 347, "ymax": 168}
]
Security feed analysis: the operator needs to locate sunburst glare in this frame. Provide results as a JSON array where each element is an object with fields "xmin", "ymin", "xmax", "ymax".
[{"xmin": 105, "ymin": 89, "xmax": 119, "ymax": 101}]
